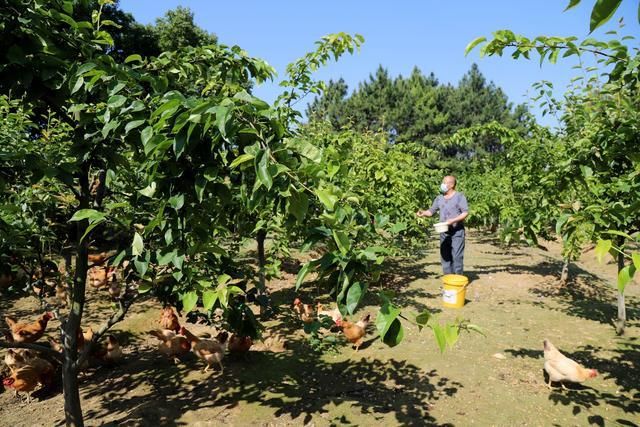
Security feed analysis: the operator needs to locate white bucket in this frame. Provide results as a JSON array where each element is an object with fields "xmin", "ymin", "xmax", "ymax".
[{"xmin": 434, "ymin": 222, "xmax": 449, "ymax": 233}]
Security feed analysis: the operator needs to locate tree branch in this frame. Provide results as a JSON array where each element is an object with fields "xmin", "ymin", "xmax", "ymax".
[
  {"xmin": 75, "ymin": 294, "xmax": 135, "ymax": 369},
  {"xmin": 0, "ymin": 340, "xmax": 64, "ymax": 364}
]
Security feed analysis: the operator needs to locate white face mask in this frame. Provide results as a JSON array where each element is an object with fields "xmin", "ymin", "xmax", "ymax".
[{"xmin": 439, "ymin": 183, "xmax": 449, "ymax": 193}]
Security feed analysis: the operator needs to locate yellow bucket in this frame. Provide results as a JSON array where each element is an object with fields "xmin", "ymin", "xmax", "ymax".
[{"xmin": 442, "ymin": 274, "xmax": 469, "ymax": 308}]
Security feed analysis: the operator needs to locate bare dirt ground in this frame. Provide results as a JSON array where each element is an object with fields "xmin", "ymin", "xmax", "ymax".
[{"xmin": 1, "ymin": 232, "xmax": 638, "ymax": 426}]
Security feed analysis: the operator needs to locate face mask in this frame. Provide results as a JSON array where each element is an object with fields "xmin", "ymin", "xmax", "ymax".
[{"xmin": 439, "ymin": 183, "xmax": 449, "ymax": 193}]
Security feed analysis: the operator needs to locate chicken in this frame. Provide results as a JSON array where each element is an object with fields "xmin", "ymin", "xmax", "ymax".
[
  {"xmin": 3, "ymin": 366, "xmax": 41, "ymax": 402},
  {"xmin": 88, "ymin": 251, "xmax": 110, "ymax": 265},
  {"xmin": 4, "ymin": 349, "xmax": 36, "ymax": 373},
  {"xmin": 88, "ymin": 266, "xmax": 115, "ymax": 288},
  {"xmin": 543, "ymin": 339, "xmax": 598, "ymax": 389},
  {"xmin": 293, "ymin": 298, "xmax": 315, "ymax": 323},
  {"xmin": 91, "ymin": 335, "xmax": 123, "ymax": 365},
  {"xmin": 2, "ymin": 355, "xmax": 55, "ymax": 402},
  {"xmin": 149, "ymin": 329, "xmax": 191, "ymax": 363},
  {"xmin": 228, "ymin": 334, "xmax": 252, "ymax": 356},
  {"xmin": 5, "ymin": 312, "xmax": 54, "ymax": 343},
  {"xmin": 180, "ymin": 326, "xmax": 229, "ymax": 372},
  {"xmin": 55, "ymin": 281, "xmax": 69, "ymax": 307},
  {"xmin": 341, "ymin": 313, "xmax": 371, "ymax": 352},
  {"xmin": 316, "ymin": 303, "xmax": 343, "ymax": 326},
  {"xmin": 159, "ymin": 306, "xmax": 181, "ymax": 333}
]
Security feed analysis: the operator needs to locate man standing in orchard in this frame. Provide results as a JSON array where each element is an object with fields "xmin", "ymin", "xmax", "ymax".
[{"xmin": 417, "ymin": 175, "xmax": 469, "ymax": 275}]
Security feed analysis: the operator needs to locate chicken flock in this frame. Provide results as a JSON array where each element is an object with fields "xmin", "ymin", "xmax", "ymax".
[{"xmin": 1, "ymin": 252, "xmax": 600, "ymax": 403}]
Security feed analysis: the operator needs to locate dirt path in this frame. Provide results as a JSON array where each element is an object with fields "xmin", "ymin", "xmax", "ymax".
[{"xmin": 1, "ymin": 232, "xmax": 638, "ymax": 426}]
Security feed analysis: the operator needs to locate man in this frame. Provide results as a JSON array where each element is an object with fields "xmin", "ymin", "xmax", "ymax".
[{"xmin": 417, "ymin": 175, "xmax": 469, "ymax": 275}]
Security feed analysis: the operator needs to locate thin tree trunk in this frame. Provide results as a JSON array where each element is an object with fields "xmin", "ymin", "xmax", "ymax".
[
  {"xmin": 615, "ymin": 237, "xmax": 626, "ymax": 336},
  {"xmin": 256, "ymin": 229, "xmax": 268, "ymax": 314},
  {"xmin": 559, "ymin": 257, "xmax": 570, "ymax": 285},
  {"xmin": 63, "ymin": 164, "xmax": 91, "ymax": 426}
]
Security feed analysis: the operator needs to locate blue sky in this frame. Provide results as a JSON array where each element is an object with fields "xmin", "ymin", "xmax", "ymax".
[{"xmin": 120, "ymin": 1, "xmax": 639, "ymax": 127}]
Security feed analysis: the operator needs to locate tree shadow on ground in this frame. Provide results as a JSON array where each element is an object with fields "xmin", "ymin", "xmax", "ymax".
[
  {"xmin": 504, "ymin": 338, "xmax": 640, "ymax": 426},
  {"xmin": 472, "ymin": 257, "xmax": 639, "ymax": 326},
  {"xmin": 78, "ymin": 342, "xmax": 462, "ymax": 426}
]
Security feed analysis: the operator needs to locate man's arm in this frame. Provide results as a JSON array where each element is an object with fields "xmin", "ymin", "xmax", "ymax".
[{"xmin": 417, "ymin": 197, "xmax": 439, "ymax": 217}]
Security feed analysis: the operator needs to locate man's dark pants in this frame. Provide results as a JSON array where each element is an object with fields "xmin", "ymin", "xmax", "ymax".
[{"xmin": 440, "ymin": 228, "xmax": 465, "ymax": 274}]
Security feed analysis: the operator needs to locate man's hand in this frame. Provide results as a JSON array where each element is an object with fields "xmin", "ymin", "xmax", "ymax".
[
  {"xmin": 446, "ymin": 219, "xmax": 455, "ymax": 226},
  {"xmin": 416, "ymin": 210, "xmax": 432, "ymax": 217}
]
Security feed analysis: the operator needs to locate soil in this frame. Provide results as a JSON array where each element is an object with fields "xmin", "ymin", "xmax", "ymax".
[{"xmin": 0, "ymin": 232, "xmax": 638, "ymax": 426}]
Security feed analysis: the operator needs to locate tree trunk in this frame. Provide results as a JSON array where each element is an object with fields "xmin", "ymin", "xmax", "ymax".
[
  {"xmin": 615, "ymin": 238, "xmax": 626, "ymax": 336},
  {"xmin": 62, "ymin": 361, "xmax": 82, "ymax": 427},
  {"xmin": 256, "ymin": 229, "xmax": 268, "ymax": 315},
  {"xmin": 559, "ymin": 257, "xmax": 570, "ymax": 285},
  {"xmin": 63, "ymin": 165, "xmax": 91, "ymax": 426}
]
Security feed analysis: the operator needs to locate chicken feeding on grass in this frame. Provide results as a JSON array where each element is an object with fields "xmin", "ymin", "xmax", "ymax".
[
  {"xmin": 149, "ymin": 329, "xmax": 191, "ymax": 364},
  {"xmin": 543, "ymin": 339, "xmax": 598, "ymax": 390},
  {"xmin": 180, "ymin": 326, "xmax": 229, "ymax": 373},
  {"xmin": 340, "ymin": 313, "xmax": 371, "ymax": 352},
  {"xmin": 159, "ymin": 306, "xmax": 181, "ymax": 333},
  {"xmin": 5, "ymin": 312, "xmax": 53, "ymax": 343},
  {"xmin": 293, "ymin": 298, "xmax": 315, "ymax": 324}
]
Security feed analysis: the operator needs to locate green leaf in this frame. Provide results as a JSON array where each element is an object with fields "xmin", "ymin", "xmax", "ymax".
[
  {"xmin": 132, "ymin": 232, "xmax": 144, "ymax": 256},
  {"xmin": 138, "ymin": 282, "xmax": 152, "ymax": 294},
  {"xmin": 382, "ymin": 318, "xmax": 404, "ymax": 347},
  {"xmin": 107, "ymin": 95, "xmax": 127, "ymax": 109},
  {"xmin": 617, "ymin": 265, "xmax": 635, "ymax": 294},
  {"xmin": 432, "ymin": 324, "xmax": 446, "ymax": 353},
  {"xmin": 71, "ymin": 77, "xmax": 84, "ymax": 94},
  {"xmin": 288, "ymin": 190, "xmax": 309, "ymax": 223},
  {"xmin": 125, "ymin": 119, "xmax": 145, "ymax": 134},
  {"xmin": 315, "ymin": 189, "xmax": 338, "ymax": 211},
  {"xmin": 139, "ymin": 182, "xmax": 156, "ymax": 198},
  {"xmin": 375, "ymin": 303, "xmax": 401, "ymax": 342},
  {"xmin": 255, "ymin": 149, "xmax": 273, "ymax": 190},
  {"xmin": 333, "ymin": 230, "xmax": 351, "ymax": 254},
  {"xmin": 632, "ymin": 253, "xmax": 640, "ymax": 271},
  {"xmin": 215, "ymin": 105, "xmax": 231, "ymax": 138},
  {"xmin": 168, "ymin": 194, "xmax": 185, "ymax": 210},
  {"xmin": 134, "ymin": 258, "xmax": 148, "ymax": 277},
  {"xmin": 415, "ymin": 310, "xmax": 432, "ymax": 331},
  {"xmin": 69, "ymin": 209, "xmax": 105, "ymax": 222},
  {"xmin": 444, "ymin": 324, "xmax": 459, "ymax": 348},
  {"xmin": 79, "ymin": 218, "xmax": 105, "ymax": 243},
  {"xmin": 464, "ymin": 36, "xmax": 486, "ymax": 56},
  {"xmin": 182, "ymin": 291, "xmax": 199, "ymax": 313},
  {"xmin": 202, "ymin": 290, "xmax": 218, "ymax": 310},
  {"xmin": 346, "ymin": 282, "xmax": 366, "ymax": 315},
  {"xmin": 295, "ymin": 261, "xmax": 314, "ymax": 290},
  {"xmin": 564, "ymin": 0, "xmax": 581, "ymax": 11},
  {"xmin": 157, "ymin": 249, "xmax": 177, "ymax": 266},
  {"xmin": 124, "ymin": 54, "xmax": 143, "ymax": 63},
  {"xmin": 229, "ymin": 153, "xmax": 254, "ymax": 168},
  {"xmin": 590, "ymin": 0, "xmax": 623, "ymax": 32},
  {"xmin": 465, "ymin": 323, "xmax": 486, "ymax": 337},
  {"xmin": 594, "ymin": 239, "xmax": 612, "ymax": 263}
]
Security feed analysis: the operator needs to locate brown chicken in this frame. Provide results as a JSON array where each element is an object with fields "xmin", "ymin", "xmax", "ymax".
[
  {"xmin": 543, "ymin": 339, "xmax": 597, "ymax": 389},
  {"xmin": 293, "ymin": 298, "xmax": 315, "ymax": 323},
  {"xmin": 88, "ymin": 251, "xmax": 110, "ymax": 265},
  {"xmin": 91, "ymin": 335, "xmax": 123, "ymax": 365},
  {"xmin": 228, "ymin": 334, "xmax": 252, "ymax": 356},
  {"xmin": 159, "ymin": 306, "xmax": 181, "ymax": 333},
  {"xmin": 341, "ymin": 313, "xmax": 371, "ymax": 352},
  {"xmin": 3, "ymin": 366, "xmax": 41, "ymax": 402},
  {"xmin": 5, "ymin": 312, "xmax": 54, "ymax": 343},
  {"xmin": 2, "ymin": 356, "xmax": 55, "ymax": 402},
  {"xmin": 88, "ymin": 266, "xmax": 116, "ymax": 288},
  {"xmin": 4, "ymin": 349, "xmax": 36, "ymax": 373},
  {"xmin": 180, "ymin": 326, "xmax": 229, "ymax": 372},
  {"xmin": 149, "ymin": 329, "xmax": 191, "ymax": 363}
]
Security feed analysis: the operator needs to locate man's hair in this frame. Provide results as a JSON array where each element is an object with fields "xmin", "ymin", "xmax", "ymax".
[{"xmin": 444, "ymin": 175, "xmax": 457, "ymax": 188}]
